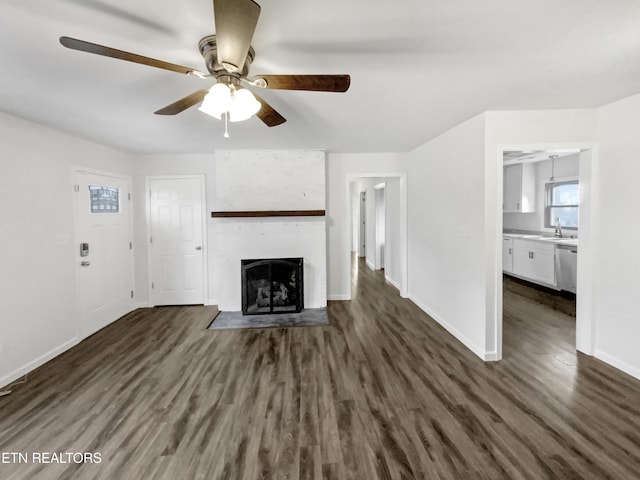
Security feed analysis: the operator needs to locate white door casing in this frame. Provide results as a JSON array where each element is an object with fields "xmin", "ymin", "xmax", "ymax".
[
  {"xmin": 375, "ymin": 184, "xmax": 386, "ymax": 270},
  {"xmin": 74, "ymin": 169, "xmax": 134, "ymax": 338},
  {"xmin": 148, "ymin": 177, "xmax": 206, "ymax": 306}
]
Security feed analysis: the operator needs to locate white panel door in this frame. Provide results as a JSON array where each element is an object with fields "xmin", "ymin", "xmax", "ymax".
[
  {"xmin": 75, "ymin": 171, "xmax": 133, "ymax": 337},
  {"xmin": 149, "ymin": 178, "xmax": 205, "ymax": 305}
]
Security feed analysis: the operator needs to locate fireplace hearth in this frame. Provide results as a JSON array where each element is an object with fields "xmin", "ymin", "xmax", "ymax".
[{"xmin": 241, "ymin": 258, "xmax": 303, "ymax": 315}]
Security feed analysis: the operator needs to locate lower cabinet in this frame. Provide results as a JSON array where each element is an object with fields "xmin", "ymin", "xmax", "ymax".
[
  {"xmin": 512, "ymin": 239, "xmax": 556, "ymax": 287},
  {"xmin": 503, "ymin": 237, "xmax": 514, "ymax": 273}
]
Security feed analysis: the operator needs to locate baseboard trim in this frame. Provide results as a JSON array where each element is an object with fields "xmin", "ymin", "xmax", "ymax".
[
  {"xmin": 365, "ymin": 259, "xmax": 375, "ymax": 271},
  {"xmin": 0, "ymin": 337, "xmax": 79, "ymax": 389},
  {"xmin": 328, "ymin": 294, "xmax": 350, "ymax": 301},
  {"xmin": 484, "ymin": 351, "xmax": 500, "ymax": 361},
  {"xmin": 204, "ymin": 299, "xmax": 218, "ymax": 306},
  {"xmin": 594, "ymin": 349, "xmax": 640, "ymax": 381},
  {"xmin": 135, "ymin": 301, "xmax": 151, "ymax": 309},
  {"xmin": 408, "ymin": 294, "xmax": 488, "ymax": 361},
  {"xmin": 385, "ymin": 275, "xmax": 401, "ymax": 291}
]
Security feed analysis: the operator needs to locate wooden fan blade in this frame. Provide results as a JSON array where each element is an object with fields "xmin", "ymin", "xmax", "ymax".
[
  {"xmin": 213, "ymin": 0, "xmax": 261, "ymax": 73},
  {"xmin": 253, "ymin": 74, "xmax": 351, "ymax": 92},
  {"xmin": 59, "ymin": 36, "xmax": 205, "ymax": 76},
  {"xmin": 253, "ymin": 93, "xmax": 286, "ymax": 127},
  {"xmin": 154, "ymin": 89, "xmax": 209, "ymax": 115}
]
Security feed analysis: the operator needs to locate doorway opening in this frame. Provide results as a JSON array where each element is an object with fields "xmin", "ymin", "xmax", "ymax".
[
  {"xmin": 499, "ymin": 147, "xmax": 593, "ymax": 359},
  {"xmin": 347, "ymin": 175, "xmax": 407, "ymax": 298}
]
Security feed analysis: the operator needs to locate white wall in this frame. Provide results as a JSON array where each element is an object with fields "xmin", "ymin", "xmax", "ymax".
[
  {"xmin": 503, "ymin": 154, "xmax": 580, "ymax": 233},
  {"xmin": 350, "ymin": 183, "xmax": 359, "ymax": 253},
  {"xmin": 326, "ymin": 153, "xmax": 407, "ymax": 300},
  {"xmin": 592, "ymin": 93, "xmax": 640, "ymax": 379},
  {"xmin": 0, "ymin": 111, "xmax": 135, "ymax": 387},
  {"xmin": 407, "ymin": 114, "xmax": 489, "ymax": 358}
]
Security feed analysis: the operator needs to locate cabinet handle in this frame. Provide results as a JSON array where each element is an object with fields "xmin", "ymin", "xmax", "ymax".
[{"xmin": 508, "ymin": 248, "xmax": 512, "ymax": 255}]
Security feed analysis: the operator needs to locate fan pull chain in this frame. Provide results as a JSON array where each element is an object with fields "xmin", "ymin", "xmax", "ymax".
[{"xmin": 224, "ymin": 112, "xmax": 229, "ymax": 138}]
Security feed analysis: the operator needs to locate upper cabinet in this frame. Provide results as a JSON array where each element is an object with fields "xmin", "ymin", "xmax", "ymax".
[{"xmin": 503, "ymin": 163, "xmax": 535, "ymax": 213}]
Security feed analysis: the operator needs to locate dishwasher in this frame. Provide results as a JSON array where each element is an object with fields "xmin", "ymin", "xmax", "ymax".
[{"xmin": 556, "ymin": 245, "xmax": 578, "ymax": 293}]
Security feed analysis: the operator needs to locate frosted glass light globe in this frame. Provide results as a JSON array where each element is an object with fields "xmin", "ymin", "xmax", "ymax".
[
  {"xmin": 229, "ymin": 88, "xmax": 261, "ymax": 122},
  {"xmin": 198, "ymin": 83, "xmax": 232, "ymax": 119}
]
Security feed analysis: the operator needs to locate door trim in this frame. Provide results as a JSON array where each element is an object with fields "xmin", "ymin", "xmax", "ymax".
[
  {"xmin": 72, "ymin": 166, "xmax": 135, "ymax": 338},
  {"xmin": 145, "ymin": 175, "xmax": 209, "ymax": 306}
]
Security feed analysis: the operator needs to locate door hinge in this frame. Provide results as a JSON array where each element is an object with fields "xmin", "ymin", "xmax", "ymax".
[
  {"xmin": 130, "ymin": 290, "xmax": 134, "ymax": 298},
  {"xmin": 149, "ymin": 190, "xmax": 152, "ymax": 198},
  {"xmin": 151, "ymin": 282, "xmax": 154, "ymax": 289},
  {"xmin": 74, "ymin": 184, "xmax": 80, "ymax": 192},
  {"xmin": 128, "ymin": 193, "xmax": 131, "ymax": 201},
  {"xmin": 150, "ymin": 236, "xmax": 153, "ymax": 244},
  {"xmin": 129, "ymin": 241, "xmax": 132, "ymax": 250}
]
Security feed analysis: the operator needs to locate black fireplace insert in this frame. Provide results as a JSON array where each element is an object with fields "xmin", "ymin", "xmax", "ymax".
[{"xmin": 241, "ymin": 257, "xmax": 303, "ymax": 315}]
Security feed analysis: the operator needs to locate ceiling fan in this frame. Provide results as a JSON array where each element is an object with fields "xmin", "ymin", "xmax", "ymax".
[{"xmin": 59, "ymin": 0, "xmax": 350, "ymax": 131}]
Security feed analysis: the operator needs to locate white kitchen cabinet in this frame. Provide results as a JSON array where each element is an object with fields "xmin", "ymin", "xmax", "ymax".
[
  {"xmin": 512, "ymin": 239, "xmax": 556, "ymax": 286},
  {"xmin": 503, "ymin": 163, "xmax": 536, "ymax": 213},
  {"xmin": 503, "ymin": 236, "xmax": 514, "ymax": 273}
]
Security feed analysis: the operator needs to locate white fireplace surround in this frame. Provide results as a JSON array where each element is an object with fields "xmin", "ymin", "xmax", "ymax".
[{"xmin": 211, "ymin": 150, "xmax": 327, "ymax": 312}]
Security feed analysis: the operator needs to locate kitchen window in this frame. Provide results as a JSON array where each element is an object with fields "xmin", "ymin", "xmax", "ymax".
[{"xmin": 545, "ymin": 180, "xmax": 579, "ymax": 229}]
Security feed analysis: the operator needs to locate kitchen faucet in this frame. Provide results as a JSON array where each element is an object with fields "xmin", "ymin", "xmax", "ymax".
[{"xmin": 554, "ymin": 217, "xmax": 562, "ymax": 238}]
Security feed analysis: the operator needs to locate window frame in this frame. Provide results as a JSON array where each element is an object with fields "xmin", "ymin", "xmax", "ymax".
[
  {"xmin": 89, "ymin": 184, "xmax": 120, "ymax": 214},
  {"xmin": 544, "ymin": 179, "xmax": 579, "ymax": 230}
]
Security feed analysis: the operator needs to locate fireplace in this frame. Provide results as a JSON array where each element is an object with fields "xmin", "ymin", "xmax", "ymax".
[{"xmin": 241, "ymin": 258, "xmax": 303, "ymax": 315}]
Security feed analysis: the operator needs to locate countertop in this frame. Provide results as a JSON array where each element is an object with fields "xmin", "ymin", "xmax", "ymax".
[{"xmin": 503, "ymin": 231, "xmax": 578, "ymax": 248}]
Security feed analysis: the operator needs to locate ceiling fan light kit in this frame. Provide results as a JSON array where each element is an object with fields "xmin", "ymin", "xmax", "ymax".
[
  {"xmin": 198, "ymin": 83, "xmax": 261, "ymax": 123},
  {"xmin": 59, "ymin": 0, "xmax": 351, "ymax": 136}
]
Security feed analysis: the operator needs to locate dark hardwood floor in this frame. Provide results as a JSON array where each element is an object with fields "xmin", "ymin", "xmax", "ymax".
[{"xmin": 1, "ymin": 259, "xmax": 639, "ymax": 479}]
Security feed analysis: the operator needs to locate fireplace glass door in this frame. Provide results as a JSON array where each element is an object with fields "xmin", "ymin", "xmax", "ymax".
[{"xmin": 241, "ymin": 258, "xmax": 303, "ymax": 315}]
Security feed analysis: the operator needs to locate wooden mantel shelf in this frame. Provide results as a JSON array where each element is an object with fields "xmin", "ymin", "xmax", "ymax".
[{"xmin": 211, "ymin": 210, "xmax": 325, "ymax": 218}]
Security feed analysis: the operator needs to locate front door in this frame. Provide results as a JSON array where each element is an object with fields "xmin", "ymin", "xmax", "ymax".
[
  {"xmin": 74, "ymin": 170, "xmax": 134, "ymax": 337},
  {"xmin": 148, "ymin": 177, "xmax": 205, "ymax": 305}
]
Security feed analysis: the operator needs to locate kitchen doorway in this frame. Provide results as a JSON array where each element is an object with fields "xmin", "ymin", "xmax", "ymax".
[{"xmin": 498, "ymin": 147, "xmax": 594, "ymax": 359}]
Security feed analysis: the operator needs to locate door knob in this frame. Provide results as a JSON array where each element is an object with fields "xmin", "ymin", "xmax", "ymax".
[
  {"xmin": 195, "ymin": 246, "xmax": 202, "ymax": 251},
  {"xmin": 81, "ymin": 261, "xmax": 91, "ymax": 267}
]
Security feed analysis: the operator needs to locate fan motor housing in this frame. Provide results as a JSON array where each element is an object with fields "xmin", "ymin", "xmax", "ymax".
[{"xmin": 198, "ymin": 35, "xmax": 255, "ymax": 77}]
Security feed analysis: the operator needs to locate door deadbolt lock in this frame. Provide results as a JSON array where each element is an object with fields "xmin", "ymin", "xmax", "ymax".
[{"xmin": 81, "ymin": 261, "xmax": 91, "ymax": 267}]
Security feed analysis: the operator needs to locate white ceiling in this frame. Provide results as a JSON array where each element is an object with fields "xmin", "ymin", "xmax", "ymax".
[{"xmin": 2, "ymin": 0, "xmax": 640, "ymax": 154}]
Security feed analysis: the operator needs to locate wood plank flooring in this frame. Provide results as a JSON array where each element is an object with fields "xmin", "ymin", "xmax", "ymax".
[{"xmin": 1, "ymin": 259, "xmax": 639, "ymax": 479}]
